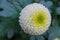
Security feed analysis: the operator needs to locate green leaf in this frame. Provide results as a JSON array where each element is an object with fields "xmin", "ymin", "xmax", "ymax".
[
  {"xmin": 0, "ymin": 17, "xmax": 10, "ymax": 37},
  {"xmin": 7, "ymin": 28, "xmax": 14, "ymax": 39},
  {"xmin": 34, "ymin": 0, "xmax": 40, "ymax": 3},
  {"xmin": 0, "ymin": 36, "xmax": 7, "ymax": 40},
  {"xmin": 0, "ymin": 0, "xmax": 22, "ymax": 18},
  {"xmin": 19, "ymin": 29, "xmax": 27, "ymax": 39},
  {"xmin": 36, "ymin": 35, "xmax": 44, "ymax": 40},
  {"xmin": 40, "ymin": 1, "xmax": 53, "ymax": 8},
  {"xmin": 0, "ymin": 8, "xmax": 3, "ymax": 12},
  {"xmin": 45, "ymin": 1, "xmax": 53, "ymax": 8},
  {"xmin": 0, "ymin": 1, "xmax": 21, "ymax": 38},
  {"xmin": 30, "ymin": 35, "xmax": 44, "ymax": 40},
  {"xmin": 30, "ymin": 36, "xmax": 35, "ymax": 40},
  {"xmin": 56, "ymin": 7, "xmax": 60, "ymax": 15},
  {"xmin": 52, "ymin": 18, "xmax": 59, "ymax": 28},
  {"xmin": 48, "ymin": 18, "xmax": 59, "ymax": 34},
  {"xmin": 48, "ymin": 28, "xmax": 60, "ymax": 40},
  {"xmin": 0, "ymin": 16, "xmax": 20, "ymax": 38},
  {"xmin": 7, "ymin": 0, "xmax": 23, "ymax": 12},
  {"xmin": 18, "ymin": 0, "xmax": 32, "ymax": 7}
]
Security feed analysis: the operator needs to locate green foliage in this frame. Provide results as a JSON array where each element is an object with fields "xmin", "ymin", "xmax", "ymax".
[
  {"xmin": 0, "ymin": 0, "xmax": 60, "ymax": 40},
  {"xmin": 48, "ymin": 28, "xmax": 60, "ymax": 40},
  {"xmin": 30, "ymin": 35, "xmax": 44, "ymax": 40}
]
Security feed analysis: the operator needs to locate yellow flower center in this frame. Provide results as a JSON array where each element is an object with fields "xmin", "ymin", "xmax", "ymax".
[{"xmin": 32, "ymin": 11, "xmax": 46, "ymax": 26}]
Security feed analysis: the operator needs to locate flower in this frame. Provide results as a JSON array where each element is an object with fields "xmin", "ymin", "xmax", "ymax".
[{"xmin": 19, "ymin": 3, "xmax": 51, "ymax": 35}]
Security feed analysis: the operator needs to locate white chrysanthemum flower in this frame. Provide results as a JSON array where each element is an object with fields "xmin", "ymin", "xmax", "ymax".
[{"xmin": 19, "ymin": 3, "xmax": 51, "ymax": 35}]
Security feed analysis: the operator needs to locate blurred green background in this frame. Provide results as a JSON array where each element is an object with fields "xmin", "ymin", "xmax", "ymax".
[{"xmin": 0, "ymin": 0, "xmax": 60, "ymax": 40}]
